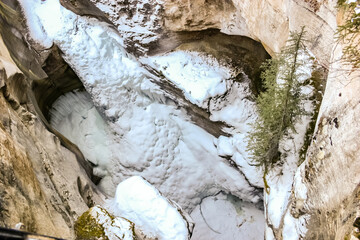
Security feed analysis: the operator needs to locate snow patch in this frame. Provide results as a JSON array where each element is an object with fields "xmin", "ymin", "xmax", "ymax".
[
  {"xmin": 110, "ymin": 176, "xmax": 190, "ymax": 240},
  {"xmin": 282, "ymin": 209, "xmax": 308, "ymax": 240},
  {"xmin": 18, "ymin": 0, "xmax": 64, "ymax": 48},
  {"xmin": 142, "ymin": 51, "xmax": 233, "ymax": 108},
  {"xmin": 86, "ymin": 206, "xmax": 135, "ymax": 240},
  {"xmin": 190, "ymin": 193, "xmax": 264, "ymax": 240},
  {"xmin": 215, "ymin": 136, "xmax": 236, "ymax": 157},
  {"xmin": 90, "ymin": 0, "xmax": 163, "ymax": 54}
]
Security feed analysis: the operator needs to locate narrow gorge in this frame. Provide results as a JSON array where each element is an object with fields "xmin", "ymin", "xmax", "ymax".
[{"xmin": 0, "ymin": 0, "xmax": 359, "ymax": 240}]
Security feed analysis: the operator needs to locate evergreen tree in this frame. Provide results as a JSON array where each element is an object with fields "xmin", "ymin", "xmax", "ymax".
[
  {"xmin": 247, "ymin": 27, "xmax": 308, "ymax": 191},
  {"xmin": 336, "ymin": 0, "xmax": 360, "ymax": 69}
]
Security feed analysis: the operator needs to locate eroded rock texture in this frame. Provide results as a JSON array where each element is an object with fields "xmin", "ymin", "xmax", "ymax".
[
  {"xmin": 163, "ymin": 0, "xmax": 337, "ymax": 66},
  {"xmin": 297, "ymin": 37, "xmax": 360, "ymax": 240},
  {"xmin": 0, "ymin": 3, "xmax": 103, "ymax": 238}
]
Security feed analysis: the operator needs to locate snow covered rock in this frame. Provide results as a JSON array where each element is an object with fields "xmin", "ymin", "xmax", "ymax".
[
  {"xmin": 75, "ymin": 205, "xmax": 135, "ymax": 240},
  {"xmin": 141, "ymin": 51, "xmax": 233, "ymax": 108},
  {"xmin": 20, "ymin": 0, "xmax": 262, "ymax": 212},
  {"xmin": 89, "ymin": 0, "xmax": 164, "ymax": 56},
  {"xmin": 110, "ymin": 176, "xmax": 193, "ymax": 240}
]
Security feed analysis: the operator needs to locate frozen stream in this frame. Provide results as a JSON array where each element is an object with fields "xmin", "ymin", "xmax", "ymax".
[
  {"xmin": 21, "ymin": 0, "xmax": 265, "ymax": 238},
  {"xmin": 49, "ymin": 89, "xmax": 265, "ymax": 239}
]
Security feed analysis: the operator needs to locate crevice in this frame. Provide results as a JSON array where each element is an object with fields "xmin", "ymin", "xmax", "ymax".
[{"xmin": 199, "ymin": 202, "xmax": 221, "ymax": 234}]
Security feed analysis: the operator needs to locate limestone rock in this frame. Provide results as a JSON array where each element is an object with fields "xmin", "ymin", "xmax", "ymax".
[
  {"xmin": 0, "ymin": 29, "xmax": 104, "ymax": 238},
  {"xmin": 163, "ymin": 0, "xmax": 337, "ymax": 66},
  {"xmin": 298, "ymin": 36, "xmax": 360, "ymax": 240}
]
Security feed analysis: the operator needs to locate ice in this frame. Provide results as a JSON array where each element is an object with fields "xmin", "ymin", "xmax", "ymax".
[
  {"xmin": 22, "ymin": 1, "xmax": 266, "ymax": 238},
  {"xmin": 109, "ymin": 176, "xmax": 190, "ymax": 240},
  {"xmin": 190, "ymin": 193, "xmax": 264, "ymax": 240},
  {"xmin": 49, "ymin": 91, "xmax": 114, "ymax": 176},
  {"xmin": 21, "ymin": 0, "xmax": 262, "ymax": 212}
]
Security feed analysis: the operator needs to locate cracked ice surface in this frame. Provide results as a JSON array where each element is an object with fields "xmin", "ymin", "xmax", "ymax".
[{"xmin": 190, "ymin": 192, "xmax": 264, "ymax": 240}]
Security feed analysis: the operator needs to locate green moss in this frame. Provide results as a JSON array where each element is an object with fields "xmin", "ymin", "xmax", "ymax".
[
  {"xmin": 298, "ymin": 67, "xmax": 326, "ymax": 165},
  {"xmin": 74, "ymin": 210, "xmax": 108, "ymax": 240}
]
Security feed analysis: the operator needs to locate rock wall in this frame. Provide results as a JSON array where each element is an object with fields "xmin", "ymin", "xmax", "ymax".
[
  {"xmin": 0, "ymin": 33, "xmax": 103, "ymax": 238},
  {"xmin": 163, "ymin": 0, "xmax": 337, "ymax": 66},
  {"xmin": 295, "ymin": 27, "xmax": 360, "ymax": 240}
]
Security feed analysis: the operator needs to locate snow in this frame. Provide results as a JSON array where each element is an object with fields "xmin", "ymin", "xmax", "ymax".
[
  {"xmin": 141, "ymin": 51, "xmax": 233, "ymax": 108},
  {"xmin": 90, "ymin": 0, "xmax": 163, "ymax": 55},
  {"xmin": 346, "ymin": 0, "xmax": 360, "ymax": 14},
  {"xmin": 18, "ymin": 0, "xmax": 65, "ymax": 48},
  {"xmin": 278, "ymin": 161, "xmax": 309, "ymax": 239},
  {"xmin": 22, "ymin": 1, "xmax": 266, "ymax": 238},
  {"xmin": 49, "ymin": 91, "xmax": 114, "ymax": 178},
  {"xmin": 142, "ymin": 50, "xmax": 263, "ymax": 188},
  {"xmin": 281, "ymin": 210, "xmax": 308, "ymax": 240},
  {"xmin": 87, "ymin": 206, "xmax": 135, "ymax": 240},
  {"xmin": 25, "ymin": 0, "xmax": 262, "ymax": 212},
  {"xmin": 50, "ymin": 89, "xmax": 260, "ymax": 210},
  {"xmin": 265, "ymin": 226, "xmax": 276, "ymax": 240},
  {"xmin": 190, "ymin": 193, "xmax": 264, "ymax": 240},
  {"xmin": 293, "ymin": 164, "xmax": 308, "ymax": 202},
  {"xmin": 215, "ymin": 136, "xmax": 236, "ymax": 157},
  {"xmin": 109, "ymin": 176, "xmax": 190, "ymax": 240},
  {"xmin": 210, "ymin": 79, "xmax": 264, "ymax": 188}
]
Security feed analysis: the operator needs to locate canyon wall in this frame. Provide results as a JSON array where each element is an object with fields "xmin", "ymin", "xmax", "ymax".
[
  {"xmin": 163, "ymin": 0, "xmax": 337, "ymax": 66},
  {"xmin": 0, "ymin": 23, "xmax": 103, "ymax": 240},
  {"xmin": 0, "ymin": 0, "xmax": 359, "ymax": 239}
]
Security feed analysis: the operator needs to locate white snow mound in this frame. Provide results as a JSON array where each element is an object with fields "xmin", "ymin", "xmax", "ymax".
[
  {"xmin": 111, "ymin": 176, "xmax": 191, "ymax": 240},
  {"xmin": 142, "ymin": 51, "xmax": 233, "ymax": 108}
]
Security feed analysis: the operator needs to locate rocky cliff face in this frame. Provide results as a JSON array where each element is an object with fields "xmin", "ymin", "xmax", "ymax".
[
  {"xmin": 163, "ymin": 0, "xmax": 337, "ymax": 65},
  {"xmin": 295, "ymin": 28, "xmax": 360, "ymax": 240},
  {"xmin": 0, "ymin": 11, "xmax": 103, "ymax": 240}
]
